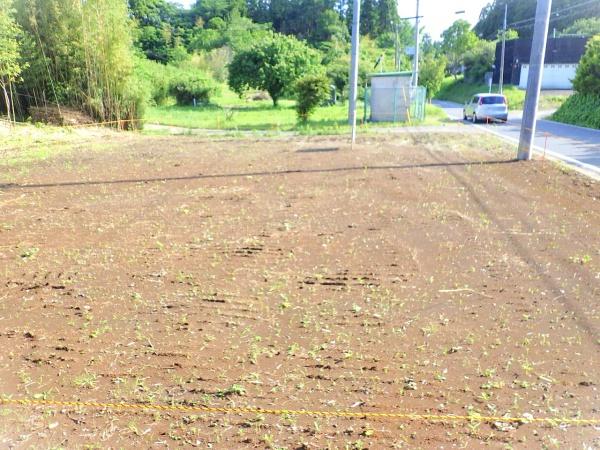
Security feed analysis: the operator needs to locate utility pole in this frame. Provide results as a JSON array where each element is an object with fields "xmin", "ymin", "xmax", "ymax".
[
  {"xmin": 348, "ymin": 0, "xmax": 361, "ymax": 144},
  {"xmin": 395, "ymin": 24, "xmax": 400, "ymax": 70},
  {"xmin": 394, "ymin": 0, "xmax": 400, "ymax": 71},
  {"xmin": 518, "ymin": 0, "xmax": 552, "ymax": 160},
  {"xmin": 412, "ymin": 0, "xmax": 420, "ymax": 87},
  {"xmin": 499, "ymin": 3, "xmax": 507, "ymax": 94}
]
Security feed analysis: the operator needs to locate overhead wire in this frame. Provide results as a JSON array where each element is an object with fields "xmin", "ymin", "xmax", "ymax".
[{"xmin": 506, "ymin": 0, "xmax": 598, "ymax": 30}]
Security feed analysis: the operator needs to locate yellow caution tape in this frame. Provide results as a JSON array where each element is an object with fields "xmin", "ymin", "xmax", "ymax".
[{"xmin": 0, "ymin": 397, "xmax": 599, "ymax": 426}]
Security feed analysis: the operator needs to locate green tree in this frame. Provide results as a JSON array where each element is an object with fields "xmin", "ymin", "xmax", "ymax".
[
  {"xmin": 560, "ymin": 18, "xmax": 600, "ymax": 36},
  {"xmin": 419, "ymin": 53, "xmax": 447, "ymax": 100},
  {"xmin": 441, "ymin": 19, "xmax": 478, "ymax": 77},
  {"xmin": 228, "ymin": 32, "xmax": 321, "ymax": 106},
  {"xmin": 313, "ymin": 9, "xmax": 349, "ymax": 45},
  {"xmin": 189, "ymin": 11, "xmax": 271, "ymax": 53},
  {"xmin": 295, "ymin": 74, "xmax": 330, "ymax": 122},
  {"xmin": 129, "ymin": 0, "xmax": 193, "ymax": 63},
  {"xmin": 463, "ymin": 40, "xmax": 496, "ymax": 83},
  {"xmin": 0, "ymin": 0, "xmax": 24, "ymax": 122},
  {"xmin": 573, "ymin": 35, "xmax": 600, "ymax": 96},
  {"xmin": 355, "ymin": 0, "xmax": 397, "ymax": 37},
  {"xmin": 360, "ymin": 0, "xmax": 378, "ymax": 36},
  {"xmin": 193, "ymin": 0, "xmax": 247, "ymax": 22}
]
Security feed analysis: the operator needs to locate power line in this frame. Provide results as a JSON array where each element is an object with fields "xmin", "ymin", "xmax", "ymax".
[
  {"xmin": 506, "ymin": 0, "xmax": 597, "ymax": 28},
  {"xmin": 508, "ymin": 0, "xmax": 595, "ymax": 27},
  {"xmin": 509, "ymin": 8, "xmax": 592, "ymax": 31}
]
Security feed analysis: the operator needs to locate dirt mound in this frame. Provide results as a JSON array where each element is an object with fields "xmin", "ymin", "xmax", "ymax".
[{"xmin": 29, "ymin": 105, "xmax": 95, "ymax": 126}]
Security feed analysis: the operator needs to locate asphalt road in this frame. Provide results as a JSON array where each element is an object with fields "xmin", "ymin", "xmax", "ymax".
[{"xmin": 433, "ymin": 99, "xmax": 600, "ymax": 178}]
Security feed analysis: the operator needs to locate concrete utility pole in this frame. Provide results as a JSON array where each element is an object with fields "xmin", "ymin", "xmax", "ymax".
[
  {"xmin": 394, "ymin": 0, "xmax": 399, "ymax": 70},
  {"xmin": 348, "ymin": 0, "xmax": 361, "ymax": 144},
  {"xmin": 518, "ymin": 0, "xmax": 552, "ymax": 160},
  {"xmin": 412, "ymin": 0, "xmax": 420, "ymax": 87},
  {"xmin": 499, "ymin": 3, "xmax": 508, "ymax": 94}
]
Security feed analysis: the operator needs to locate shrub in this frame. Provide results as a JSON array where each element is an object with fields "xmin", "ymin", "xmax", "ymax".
[
  {"xmin": 295, "ymin": 75, "xmax": 330, "ymax": 122},
  {"xmin": 326, "ymin": 59, "xmax": 349, "ymax": 100},
  {"xmin": 551, "ymin": 93, "xmax": 600, "ymax": 129},
  {"xmin": 169, "ymin": 71, "xmax": 219, "ymax": 105},
  {"xmin": 573, "ymin": 35, "xmax": 600, "ymax": 96},
  {"xmin": 134, "ymin": 56, "xmax": 171, "ymax": 106}
]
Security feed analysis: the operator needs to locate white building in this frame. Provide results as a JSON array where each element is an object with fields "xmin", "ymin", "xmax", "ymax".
[{"xmin": 519, "ymin": 63, "xmax": 578, "ymax": 90}]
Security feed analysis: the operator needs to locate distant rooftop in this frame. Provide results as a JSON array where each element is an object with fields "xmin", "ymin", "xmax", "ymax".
[{"xmin": 368, "ymin": 71, "xmax": 412, "ymax": 78}]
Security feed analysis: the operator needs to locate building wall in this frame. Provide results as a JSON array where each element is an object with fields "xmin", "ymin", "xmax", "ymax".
[
  {"xmin": 494, "ymin": 36, "xmax": 588, "ymax": 86},
  {"xmin": 518, "ymin": 63, "xmax": 577, "ymax": 90}
]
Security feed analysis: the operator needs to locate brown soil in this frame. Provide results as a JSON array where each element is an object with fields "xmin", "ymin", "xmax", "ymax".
[
  {"xmin": 0, "ymin": 132, "xmax": 599, "ymax": 449},
  {"xmin": 28, "ymin": 105, "xmax": 95, "ymax": 126}
]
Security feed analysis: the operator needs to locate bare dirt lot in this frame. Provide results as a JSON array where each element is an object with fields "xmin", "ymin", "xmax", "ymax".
[{"xmin": 1, "ymin": 131, "xmax": 599, "ymax": 449}]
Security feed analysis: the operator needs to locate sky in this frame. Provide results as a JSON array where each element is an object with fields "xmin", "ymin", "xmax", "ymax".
[
  {"xmin": 397, "ymin": 0, "xmax": 488, "ymax": 41},
  {"xmin": 173, "ymin": 0, "xmax": 490, "ymax": 43}
]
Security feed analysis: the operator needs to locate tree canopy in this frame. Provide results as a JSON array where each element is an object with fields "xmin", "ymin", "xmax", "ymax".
[
  {"xmin": 560, "ymin": 18, "xmax": 600, "ymax": 37},
  {"xmin": 228, "ymin": 32, "xmax": 322, "ymax": 105},
  {"xmin": 573, "ymin": 35, "xmax": 600, "ymax": 96},
  {"xmin": 441, "ymin": 20, "xmax": 479, "ymax": 77}
]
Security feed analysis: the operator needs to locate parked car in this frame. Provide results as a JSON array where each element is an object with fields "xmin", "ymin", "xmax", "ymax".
[{"xmin": 463, "ymin": 94, "xmax": 508, "ymax": 123}]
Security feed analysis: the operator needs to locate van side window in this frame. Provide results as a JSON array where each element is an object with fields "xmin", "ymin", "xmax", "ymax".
[{"xmin": 472, "ymin": 96, "xmax": 479, "ymax": 104}]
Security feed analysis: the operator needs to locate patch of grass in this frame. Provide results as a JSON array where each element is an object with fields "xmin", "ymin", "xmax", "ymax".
[
  {"xmin": 73, "ymin": 371, "xmax": 98, "ymax": 389},
  {"xmin": 145, "ymin": 85, "xmax": 448, "ymax": 134},
  {"xmin": 435, "ymin": 76, "xmax": 569, "ymax": 111},
  {"xmin": 0, "ymin": 126, "xmax": 123, "ymax": 167},
  {"xmin": 20, "ymin": 247, "xmax": 39, "ymax": 259},
  {"xmin": 215, "ymin": 384, "xmax": 246, "ymax": 398}
]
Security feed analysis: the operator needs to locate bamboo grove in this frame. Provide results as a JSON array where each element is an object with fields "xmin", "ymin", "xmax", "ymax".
[{"xmin": 1, "ymin": 0, "xmax": 142, "ymax": 128}]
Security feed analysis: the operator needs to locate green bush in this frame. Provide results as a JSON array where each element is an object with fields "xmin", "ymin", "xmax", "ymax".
[
  {"xmin": 295, "ymin": 75, "xmax": 331, "ymax": 122},
  {"xmin": 420, "ymin": 53, "xmax": 447, "ymax": 100},
  {"xmin": 551, "ymin": 93, "xmax": 600, "ymax": 129},
  {"xmin": 573, "ymin": 35, "xmax": 600, "ymax": 96},
  {"xmin": 325, "ymin": 59, "xmax": 349, "ymax": 100},
  {"xmin": 170, "ymin": 71, "xmax": 219, "ymax": 105},
  {"xmin": 134, "ymin": 56, "xmax": 171, "ymax": 106}
]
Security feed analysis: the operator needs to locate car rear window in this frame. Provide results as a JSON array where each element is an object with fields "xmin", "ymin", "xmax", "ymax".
[{"xmin": 481, "ymin": 96, "xmax": 506, "ymax": 104}]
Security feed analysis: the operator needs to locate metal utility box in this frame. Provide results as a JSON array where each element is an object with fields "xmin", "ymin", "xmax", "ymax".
[{"xmin": 368, "ymin": 72, "xmax": 424, "ymax": 122}]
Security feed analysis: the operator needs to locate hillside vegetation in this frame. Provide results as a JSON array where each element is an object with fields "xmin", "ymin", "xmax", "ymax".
[
  {"xmin": 434, "ymin": 77, "xmax": 569, "ymax": 111},
  {"xmin": 552, "ymin": 35, "xmax": 600, "ymax": 129}
]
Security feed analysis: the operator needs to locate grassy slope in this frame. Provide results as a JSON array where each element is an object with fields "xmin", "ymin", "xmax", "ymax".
[
  {"xmin": 550, "ymin": 93, "xmax": 600, "ymax": 129},
  {"xmin": 435, "ymin": 76, "xmax": 569, "ymax": 111},
  {"xmin": 145, "ymin": 86, "xmax": 448, "ymax": 133}
]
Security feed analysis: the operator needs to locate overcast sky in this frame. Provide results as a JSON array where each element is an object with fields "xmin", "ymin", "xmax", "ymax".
[{"xmin": 173, "ymin": 0, "xmax": 490, "ymax": 42}]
